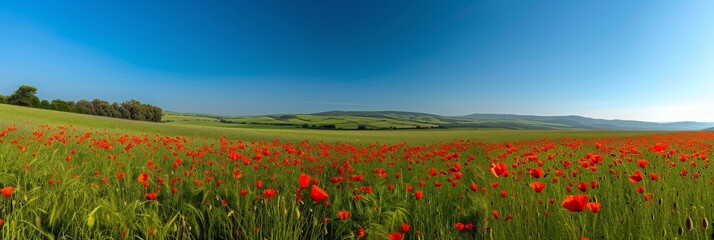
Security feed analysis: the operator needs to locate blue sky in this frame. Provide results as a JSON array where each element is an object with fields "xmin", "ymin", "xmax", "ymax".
[{"xmin": 1, "ymin": 1, "xmax": 713, "ymax": 122}]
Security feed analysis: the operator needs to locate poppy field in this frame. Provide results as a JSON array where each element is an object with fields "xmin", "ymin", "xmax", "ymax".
[{"xmin": 1, "ymin": 118, "xmax": 714, "ymax": 239}]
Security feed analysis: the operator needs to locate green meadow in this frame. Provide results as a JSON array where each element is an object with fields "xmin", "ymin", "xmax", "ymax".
[
  {"xmin": 2, "ymin": 104, "xmax": 664, "ymax": 144},
  {"xmin": 3, "ymin": 103, "xmax": 712, "ymax": 239}
]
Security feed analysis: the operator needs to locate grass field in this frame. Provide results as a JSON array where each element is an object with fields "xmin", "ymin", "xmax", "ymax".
[
  {"xmin": 161, "ymin": 111, "xmax": 576, "ymax": 130},
  {"xmin": 1, "ymin": 103, "xmax": 712, "ymax": 239},
  {"xmin": 1, "ymin": 104, "xmax": 663, "ymax": 144}
]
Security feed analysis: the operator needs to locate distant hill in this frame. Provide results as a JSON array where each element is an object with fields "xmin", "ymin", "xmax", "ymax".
[
  {"xmin": 163, "ymin": 111, "xmax": 570, "ymax": 130},
  {"xmin": 162, "ymin": 110, "xmax": 714, "ymax": 130},
  {"xmin": 462, "ymin": 113, "xmax": 714, "ymax": 131}
]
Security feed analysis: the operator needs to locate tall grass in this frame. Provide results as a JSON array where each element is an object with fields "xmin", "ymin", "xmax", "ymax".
[{"xmin": 0, "ymin": 105, "xmax": 711, "ymax": 239}]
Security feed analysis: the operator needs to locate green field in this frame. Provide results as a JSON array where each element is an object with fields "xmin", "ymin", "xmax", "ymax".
[
  {"xmin": 161, "ymin": 112, "xmax": 220, "ymax": 122},
  {"xmin": 1, "ymin": 104, "xmax": 664, "ymax": 144},
  {"xmin": 4, "ymin": 103, "xmax": 712, "ymax": 239},
  {"xmin": 160, "ymin": 111, "xmax": 580, "ymax": 131}
]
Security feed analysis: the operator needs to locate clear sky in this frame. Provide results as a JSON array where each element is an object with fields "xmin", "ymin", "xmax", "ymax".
[{"xmin": 1, "ymin": 1, "xmax": 713, "ymax": 122}]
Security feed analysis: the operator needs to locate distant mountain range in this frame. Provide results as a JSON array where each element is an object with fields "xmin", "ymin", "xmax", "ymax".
[
  {"xmin": 460, "ymin": 113, "xmax": 714, "ymax": 131},
  {"xmin": 164, "ymin": 110, "xmax": 714, "ymax": 130},
  {"xmin": 317, "ymin": 111, "xmax": 714, "ymax": 130}
]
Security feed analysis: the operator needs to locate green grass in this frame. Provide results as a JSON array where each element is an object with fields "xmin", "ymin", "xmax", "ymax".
[
  {"xmin": 161, "ymin": 113, "xmax": 220, "ymax": 122},
  {"xmin": 3, "ymin": 103, "xmax": 712, "ymax": 239},
  {"xmin": 0, "ymin": 104, "xmax": 665, "ymax": 145},
  {"xmin": 163, "ymin": 111, "xmax": 571, "ymax": 130}
]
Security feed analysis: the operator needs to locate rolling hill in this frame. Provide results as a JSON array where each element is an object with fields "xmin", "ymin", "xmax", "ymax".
[
  {"xmin": 163, "ymin": 110, "xmax": 714, "ymax": 130},
  {"xmin": 462, "ymin": 113, "xmax": 714, "ymax": 131},
  {"xmin": 2, "ymin": 103, "xmax": 666, "ymax": 144}
]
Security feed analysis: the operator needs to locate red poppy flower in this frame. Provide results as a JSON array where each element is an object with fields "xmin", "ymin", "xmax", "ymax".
[
  {"xmin": 492, "ymin": 210, "xmax": 499, "ymax": 219},
  {"xmin": 298, "ymin": 173, "xmax": 310, "ymax": 189},
  {"xmin": 388, "ymin": 232, "xmax": 403, "ymax": 240},
  {"xmin": 649, "ymin": 173, "xmax": 658, "ymax": 181},
  {"xmin": 576, "ymin": 182, "xmax": 588, "ymax": 192},
  {"xmin": 338, "ymin": 210, "xmax": 349, "ymax": 220},
  {"xmin": 454, "ymin": 222, "xmax": 465, "ymax": 231},
  {"xmin": 562, "ymin": 195, "xmax": 589, "ymax": 212},
  {"xmin": 310, "ymin": 185, "xmax": 329, "ymax": 202},
  {"xmin": 629, "ymin": 170, "xmax": 643, "ymax": 184},
  {"xmin": 490, "ymin": 163, "xmax": 508, "ymax": 177},
  {"xmin": 636, "ymin": 159, "xmax": 648, "ymax": 168},
  {"xmin": 529, "ymin": 168, "xmax": 544, "ymax": 178},
  {"xmin": 262, "ymin": 189, "xmax": 277, "ymax": 198},
  {"xmin": 652, "ymin": 143, "xmax": 667, "ymax": 152},
  {"xmin": 530, "ymin": 182, "xmax": 546, "ymax": 193},
  {"xmin": 1, "ymin": 186, "xmax": 13, "ymax": 197},
  {"xmin": 415, "ymin": 191, "xmax": 423, "ymax": 200},
  {"xmin": 256, "ymin": 180, "xmax": 263, "ymax": 189},
  {"xmin": 146, "ymin": 192, "xmax": 157, "ymax": 200},
  {"xmin": 138, "ymin": 172, "xmax": 149, "ymax": 183},
  {"xmin": 586, "ymin": 202, "xmax": 601, "ymax": 213},
  {"xmin": 469, "ymin": 183, "xmax": 479, "ymax": 192},
  {"xmin": 356, "ymin": 228, "xmax": 365, "ymax": 238},
  {"xmin": 401, "ymin": 223, "xmax": 410, "ymax": 233}
]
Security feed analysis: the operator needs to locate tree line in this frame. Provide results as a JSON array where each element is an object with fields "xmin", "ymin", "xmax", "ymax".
[{"xmin": 0, "ymin": 85, "xmax": 163, "ymax": 122}]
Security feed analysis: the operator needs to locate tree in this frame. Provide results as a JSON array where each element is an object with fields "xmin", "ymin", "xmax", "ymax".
[
  {"xmin": 116, "ymin": 103, "xmax": 131, "ymax": 119},
  {"xmin": 38, "ymin": 100, "xmax": 51, "ymax": 109},
  {"xmin": 121, "ymin": 100, "xmax": 146, "ymax": 121},
  {"xmin": 150, "ymin": 105, "xmax": 162, "ymax": 122},
  {"xmin": 50, "ymin": 99, "xmax": 72, "ymax": 112},
  {"xmin": 4, "ymin": 84, "xmax": 162, "ymax": 122},
  {"xmin": 65, "ymin": 100, "xmax": 79, "ymax": 113},
  {"xmin": 119, "ymin": 99, "xmax": 162, "ymax": 122},
  {"xmin": 92, "ymin": 99, "xmax": 113, "ymax": 117},
  {"xmin": 8, "ymin": 85, "xmax": 40, "ymax": 107},
  {"xmin": 109, "ymin": 103, "xmax": 124, "ymax": 118},
  {"xmin": 76, "ymin": 100, "xmax": 96, "ymax": 115}
]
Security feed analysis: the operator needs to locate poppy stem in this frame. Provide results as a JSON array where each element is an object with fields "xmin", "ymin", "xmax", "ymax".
[{"xmin": 579, "ymin": 214, "xmax": 586, "ymax": 237}]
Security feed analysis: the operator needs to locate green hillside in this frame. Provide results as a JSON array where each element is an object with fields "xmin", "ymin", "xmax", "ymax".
[
  {"xmin": 163, "ymin": 110, "xmax": 569, "ymax": 130},
  {"xmin": 161, "ymin": 110, "xmax": 714, "ymax": 131},
  {"xmin": 0, "ymin": 103, "xmax": 661, "ymax": 144}
]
